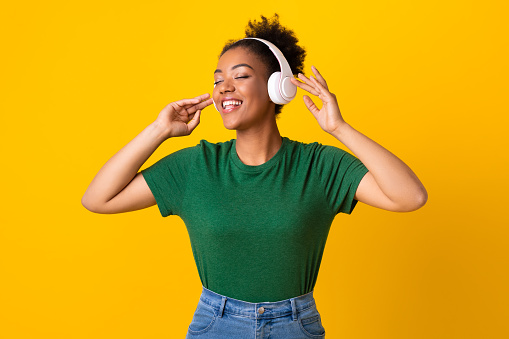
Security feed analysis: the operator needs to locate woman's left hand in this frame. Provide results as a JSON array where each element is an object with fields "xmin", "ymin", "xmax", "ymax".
[{"xmin": 290, "ymin": 66, "xmax": 346, "ymax": 135}]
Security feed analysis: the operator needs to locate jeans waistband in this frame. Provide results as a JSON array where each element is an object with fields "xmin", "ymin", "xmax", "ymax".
[{"xmin": 198, "ymin": 286, "xmax": 316, "ymax": 320}]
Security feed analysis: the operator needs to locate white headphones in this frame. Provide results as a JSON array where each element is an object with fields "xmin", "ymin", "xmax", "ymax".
[
  {"xmin": 213, "ymin": 37, "xmax": 297, "ymax": 112},
  {"xmin": 243, "ymin": 37, "xmax": 297, "ymax": 105}
]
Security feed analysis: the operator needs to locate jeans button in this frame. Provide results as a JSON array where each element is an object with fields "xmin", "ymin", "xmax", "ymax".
[{"xmin": 258, "ymin": 307, "xmax": 265, "ymax": 314}]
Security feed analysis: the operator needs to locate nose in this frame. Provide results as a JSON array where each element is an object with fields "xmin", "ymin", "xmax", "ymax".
[{"xmin": 218, "ymin": 79, "xmax": 235, "ymax": 94}]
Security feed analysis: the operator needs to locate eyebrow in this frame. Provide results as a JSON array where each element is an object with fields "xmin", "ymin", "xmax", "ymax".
[{"xmin": 214, "ymin": 63, "xmax": 254, "ymax": 74}]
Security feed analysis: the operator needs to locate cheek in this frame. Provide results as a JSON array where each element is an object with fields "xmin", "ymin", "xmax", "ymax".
[
  {"xmin": 242, "ymin": 81, "xmax": 268, "ymax": 101},
  {"xmin": 252, "ymin": 85, "xmax": 269, "ymax": 104}
]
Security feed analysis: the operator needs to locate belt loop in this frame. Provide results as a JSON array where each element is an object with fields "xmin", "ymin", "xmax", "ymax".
[
  {"xmin": 291, "ymin": 298, "xmax": 297, "ymax": 321},
  {"xmin": 218, "ymin": 296, "xmax": 227, "ymax": 318}
]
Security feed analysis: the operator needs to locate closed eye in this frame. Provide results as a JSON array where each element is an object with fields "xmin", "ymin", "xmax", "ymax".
[{"xmin": 214, "ymin": 76, "xmax": 249, "ymax": 86}]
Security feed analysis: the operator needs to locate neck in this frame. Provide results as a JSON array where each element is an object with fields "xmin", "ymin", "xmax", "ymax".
[{"xmin": 235, "ymin": 118, "xmax": 282, "ymax": 166}]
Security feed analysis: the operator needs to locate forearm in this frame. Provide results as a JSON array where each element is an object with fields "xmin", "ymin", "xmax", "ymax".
[
  {"xmin": 82, "ymin": 121, "xmax": 168, "ymax": 207},
  {"xmin": 331, "ymin": 122, "xmax": 427, "ymax": 208}
]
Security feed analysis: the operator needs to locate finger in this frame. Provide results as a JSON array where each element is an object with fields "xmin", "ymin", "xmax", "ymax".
[
  {"xmin": 291, "ymin": 77, "xmax": 318, "ymax": 95},
  {"xmin": 297, "ymin": 72, "xmax": 315, "ymax": 87},
  {"xmin": 192, "ymin": 93, "xmax": 211, "ymax": 102},
  {"xmin": 173, "ymin": 93, "xmax": 210, "ymax": 108},
  {"xmin": 310, "ymin": 76, "xmax": 335, "ymax": 99},
  {"xmin": 169, "ymin": 100, "xmax": 197, "ymax": 114},
  {"xmin": 294, "ymin": 74, "xmax": 320, "ymax": 96},
  {"xmin": 187, "ymin": 109, "xmax": 201, "ymax": 133},
  {"xmin": 291, "ymin": 78, "xmax": 317, "ymax": 96},
  {"xmin": 309, "ymin": 76, "xmax": 338, "ymax": 107},
  {"xmin": 311, "ymin": 65, "xmax": 328, "ymax": 90},
  {"xmin": 195, "ymin": 98, "xmax": 214, "ymax": 110},
  {"xmin": 303, "ymin": 95, "xmax": 321, "ymax": 120},
  {"xmin": 182, "ymin": 98, "xmax": 214, "ymax": 115},
  {"xmin": 309, "ymin": 76, "xmax": 324, "ymax": 94}
]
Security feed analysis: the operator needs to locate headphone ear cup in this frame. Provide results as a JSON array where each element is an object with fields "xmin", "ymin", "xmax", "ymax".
[
  {"xmin": 281, "ymin": 76, "xmax": 297, "ymax": 100},
  {"xmin": 268, "ymin": 72, "xmax": 287, "ymax": 105},
  {"xmin": 213, "ymin": 99, "xmax": 220, "ymax": 113}
]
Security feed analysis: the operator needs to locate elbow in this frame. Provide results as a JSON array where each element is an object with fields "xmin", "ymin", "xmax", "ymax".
[
  {"xmin": 414, "ymin": 187, "xmax": 428, "ymax": 210},
  {"xmin": 81, "ymin": 195, "xmax": 104, "ymax": 214},
  {"xmin": 402, "ymin": 187, "xmax": 428, "ymax": 212},
  {"xmin": 81, "ymin": 195, "xmax": 95, "ymax": 213}
]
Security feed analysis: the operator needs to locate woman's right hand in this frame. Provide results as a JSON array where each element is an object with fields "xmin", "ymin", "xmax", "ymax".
[
  {"xmin": 154, "ymin": 93, "xmax": 214, "ymax": 139},
  {"xmin": 82, "ymin": 93, "xmax": 214, "ymax": 214}
]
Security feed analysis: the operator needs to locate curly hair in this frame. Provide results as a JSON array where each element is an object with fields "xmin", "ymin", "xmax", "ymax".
[{"xmin": 219, "ymin": 14, "xmax": 306, "ymax": 116}]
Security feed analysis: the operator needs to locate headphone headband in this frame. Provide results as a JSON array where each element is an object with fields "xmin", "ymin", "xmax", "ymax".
[{"xmin": 240, "ymin": 37, "xmax": 297, "ymax": 104}]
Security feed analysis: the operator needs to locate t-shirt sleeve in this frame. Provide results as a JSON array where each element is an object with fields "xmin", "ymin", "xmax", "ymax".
[
  {"xmin": 314, "ymin": 144, "xmax": 369, "ymax": 215},
  {"xmin": 140, "ymin": 145, "xmax": 198, "ymax": 217}
]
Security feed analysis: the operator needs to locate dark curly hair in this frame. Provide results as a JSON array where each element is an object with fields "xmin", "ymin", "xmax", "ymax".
[{"xmin": 219, "ymin": 14, "xmax": 306, "ymax": 116}]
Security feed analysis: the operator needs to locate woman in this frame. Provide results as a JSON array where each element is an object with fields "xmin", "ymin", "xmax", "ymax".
[{"xmin": 82, "ymin": 14, "xmax": 427, "ymax": 338}]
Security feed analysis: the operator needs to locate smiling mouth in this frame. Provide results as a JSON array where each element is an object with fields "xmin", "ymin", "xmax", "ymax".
[{"xmin": 222, "ymin": 100, "xmax": 243, "ymax": 113}]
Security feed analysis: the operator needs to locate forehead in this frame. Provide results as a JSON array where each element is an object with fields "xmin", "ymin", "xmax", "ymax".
[{"xmin": 216, "ymin": 47, "xmax": 268, "ymax": 74}]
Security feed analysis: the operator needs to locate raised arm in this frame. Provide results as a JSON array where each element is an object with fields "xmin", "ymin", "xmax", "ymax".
[
  {"xmin": 81, "ymin": 94, "xmax": 213, "ymax": 214},
  {"xmin": 291, "ymin": 67, "xmax": 427, "ymax": 212}
]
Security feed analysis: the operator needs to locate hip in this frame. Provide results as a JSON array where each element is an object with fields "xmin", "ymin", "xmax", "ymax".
[{"xmin": 185, "ymin": 286, "xmax": 326, "ymax": 339}]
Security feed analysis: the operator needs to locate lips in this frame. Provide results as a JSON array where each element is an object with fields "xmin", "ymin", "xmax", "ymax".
[{"xmin": 221, "ymin": 98, "xmax": 243, "ymax": 113}]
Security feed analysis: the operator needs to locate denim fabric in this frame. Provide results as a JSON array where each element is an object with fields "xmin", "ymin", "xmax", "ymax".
[{"xmin": 185, "ymin": 286, "xmax": 325, "ymax": 338}]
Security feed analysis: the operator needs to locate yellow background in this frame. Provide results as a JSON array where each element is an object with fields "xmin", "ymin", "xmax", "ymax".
[{"xmin": 1, "ymin": 0, "xmax": 508, "ymax": 338}]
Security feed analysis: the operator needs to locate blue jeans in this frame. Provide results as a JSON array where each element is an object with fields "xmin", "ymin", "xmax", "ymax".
[{"xmin": 185, "ymin": 286, "xmax": 326, "ymax": 338}]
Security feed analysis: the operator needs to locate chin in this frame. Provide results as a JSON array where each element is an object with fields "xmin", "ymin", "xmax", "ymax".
[
  {"xmin": 223, "ymin": 122, "xmax": 244, "ymax": 131},
  {"xmin": 222, "ymin": 124, "xmax": 236, "ymax": 131},
  {"xmin": 220, "ymin": 116, "xmax": 242, "ymax": 131}
]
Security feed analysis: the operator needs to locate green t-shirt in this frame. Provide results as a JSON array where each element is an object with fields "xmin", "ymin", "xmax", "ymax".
[{"xmin": 141, "ymin": 136, "xmax": 368, "ymax": 302}]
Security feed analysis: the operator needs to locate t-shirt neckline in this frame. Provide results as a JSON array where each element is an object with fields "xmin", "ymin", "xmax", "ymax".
[{"xmin": 230, "ymin": 136, "xmax": 289, "ymax": 172}]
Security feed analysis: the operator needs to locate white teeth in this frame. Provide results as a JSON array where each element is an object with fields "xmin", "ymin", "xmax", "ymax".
[{"xmin": 222, "ymin": 100, "xmax": 242, "ymax": 108}]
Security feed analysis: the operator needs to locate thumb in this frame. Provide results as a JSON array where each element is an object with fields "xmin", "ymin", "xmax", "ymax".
[
  {"xmin": 303, "ymin": 95, "xmax": 320, "ymax": 120},
  {"xmin": 187, "ymin": 109, "xmax": 201, "ymax": 134}
]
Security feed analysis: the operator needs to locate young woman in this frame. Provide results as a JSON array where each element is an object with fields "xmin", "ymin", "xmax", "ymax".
[{"xmin": 82, "ymin": 14, "xmax": 427, "ymax": 338}]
